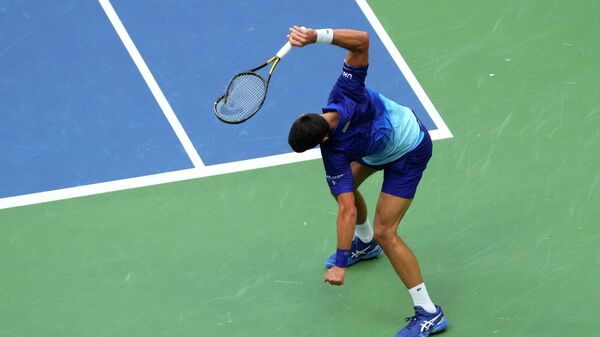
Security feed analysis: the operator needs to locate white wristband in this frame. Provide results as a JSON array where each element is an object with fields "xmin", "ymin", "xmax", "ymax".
[{"xmin": 315, "ymin": 29, "xmax": 334, "ymax": 44}]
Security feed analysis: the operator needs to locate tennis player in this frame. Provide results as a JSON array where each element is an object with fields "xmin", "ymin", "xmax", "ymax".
[{"xmin": 286, "ymin": 27, "xmax": 448, "ymax": 337}]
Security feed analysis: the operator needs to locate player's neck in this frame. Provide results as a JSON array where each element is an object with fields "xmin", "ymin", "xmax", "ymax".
[{"xmin": 322, "ymin": 112, "xmax": 339, "ymax": 131}]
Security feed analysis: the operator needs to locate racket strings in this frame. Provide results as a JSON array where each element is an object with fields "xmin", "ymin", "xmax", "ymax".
[{"xmin": 215, "ymin": 73, "xmax": 267, "ymax": 122}]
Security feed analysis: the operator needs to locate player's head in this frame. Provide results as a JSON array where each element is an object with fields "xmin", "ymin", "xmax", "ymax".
[{"xmin": 288, "ymin": 113, "xmax": 330, "ymax": 153}]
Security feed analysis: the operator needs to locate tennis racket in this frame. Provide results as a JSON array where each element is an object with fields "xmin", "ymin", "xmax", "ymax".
[{"xmin": 213, "ymin": 41, "xmax": 293, "ymax": 124}]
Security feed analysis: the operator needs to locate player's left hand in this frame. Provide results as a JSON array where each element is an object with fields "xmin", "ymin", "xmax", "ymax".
[
  {"xmin": 288, "ymin": 26, "xmax": 316, "ymax": 47},
  {"xmin": 324, "ymin": 266, "xmax": 346, "ymax": 286}
]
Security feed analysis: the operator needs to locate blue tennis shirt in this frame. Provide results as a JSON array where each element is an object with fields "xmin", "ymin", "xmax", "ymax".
[{"xmin": 320, "ymin": 62, "xmax": 423, "ymax": 195}]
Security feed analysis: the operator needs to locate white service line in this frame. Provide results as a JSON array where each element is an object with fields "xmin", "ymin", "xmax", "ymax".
[
  {"xmin": 0, "ymin": 169, "xmax": 200, "ymax": 210},
  {"xmin": 201, "ymin": 148, "xmax": 322, "ymax": 177},
  {"xmin": 356, "ymin": 0, "xmax": 453, "ymax": 140},
  {"xmin": 0, "ymin": 149, "xmax": 321, "ymax": 210},
  {"xmin": 98, "ymin": 0, "xmax": 204, "ymax": 167}
]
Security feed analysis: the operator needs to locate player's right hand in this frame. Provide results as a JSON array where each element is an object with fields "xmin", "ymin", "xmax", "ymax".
[
  {"xmin": 288, "ymin": 26, "xmax": 316, "ymax": 47},
  {"xmin": 324, "ymin": 266, "xmax": 346, "ymax": 286}
]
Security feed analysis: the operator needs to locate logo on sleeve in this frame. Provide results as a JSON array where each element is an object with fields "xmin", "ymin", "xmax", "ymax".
[
  {"xmin": 342, "ymin": 121, "xmax": 350, "ymax": 133},
  {"xmin": 327, "ymin": 173, "xmax": 345, "ymax": 186},
  {"xmin": 342, "ymin": 71, "xmax": 353, "ymax": 79}
]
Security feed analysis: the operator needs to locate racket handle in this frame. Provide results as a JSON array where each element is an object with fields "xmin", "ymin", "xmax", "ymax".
[{"xmin": 276, "ymin": 41, "xmax": 293, "ymax": 59}]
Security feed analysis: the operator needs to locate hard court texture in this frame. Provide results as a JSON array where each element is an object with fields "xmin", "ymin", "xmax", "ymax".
[{"xmin": 1, "ymin": 1, "xmax": 599, "ymax": 336}]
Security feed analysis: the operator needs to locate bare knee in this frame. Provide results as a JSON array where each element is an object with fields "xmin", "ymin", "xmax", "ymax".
[{"xmin": 374, "ymin": 223, "xmax": 397, "ymax": 246}]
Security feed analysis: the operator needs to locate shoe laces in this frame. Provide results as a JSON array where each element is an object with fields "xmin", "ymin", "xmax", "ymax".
[
  {"xmin": 404, "ymin": 309, "xmax": 439, "ymax": 332},
  {"xmin": 404, "ymin": 310, "xmax": 428, "ymax": 329},
  {"xmin": 405, "ymin": 314, "xmax": 418, "ymax": 323}
]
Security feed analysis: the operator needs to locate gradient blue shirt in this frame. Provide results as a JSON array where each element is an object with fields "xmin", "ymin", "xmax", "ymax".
[{"xmin": 320, "ymin": 62, "xmax": 422, "ymax": 195}]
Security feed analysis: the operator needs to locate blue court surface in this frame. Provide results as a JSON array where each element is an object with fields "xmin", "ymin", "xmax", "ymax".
[{"xmin": 0, "ymin": 0, "xmax": 450, "ymax": 202}]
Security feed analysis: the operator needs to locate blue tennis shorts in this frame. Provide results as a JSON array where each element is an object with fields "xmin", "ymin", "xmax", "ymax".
[{"xmin": 357, "ymin": 123, "xmax": 432, "ymax": 199}]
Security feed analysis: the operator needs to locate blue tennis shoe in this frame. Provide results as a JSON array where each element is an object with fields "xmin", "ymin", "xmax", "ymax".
[
  {"xmin": 325, "ymin": 236, "xmax": 382, "ymax": 268},
  {"xmin": 395, "ymin": 305, "xmax": 448, "ymax": 337}
]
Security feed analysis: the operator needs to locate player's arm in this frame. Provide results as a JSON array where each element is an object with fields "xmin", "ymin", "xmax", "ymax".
[
  {"xmin": 321, "ymin": 150, "xmax": 356, "ymax": 285},
  {"xmin": 288, "ymin": 27, "xmax": 369, "ymax": 67},
  {"xmin": 324, "ymin": 192, "xmax": 357, "ymax": 286},
  {"xmin": 335, "ymin": 192, "xmax": 357, "ymax": 252}
]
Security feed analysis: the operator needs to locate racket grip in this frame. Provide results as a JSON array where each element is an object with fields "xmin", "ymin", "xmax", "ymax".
[{"xmin": 276, "ymin": 41, "xmax": 293, "ymax": 59}]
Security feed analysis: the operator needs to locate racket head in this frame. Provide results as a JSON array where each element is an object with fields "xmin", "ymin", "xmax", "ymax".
[{"xmin": 213, "ymin": 72, "xmax": 268, "ymax": 124}]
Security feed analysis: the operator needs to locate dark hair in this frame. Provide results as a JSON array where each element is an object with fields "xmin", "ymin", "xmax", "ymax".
[{"xmin": 288, "ymin": 114, "xmax": 330, "ymax": 153}]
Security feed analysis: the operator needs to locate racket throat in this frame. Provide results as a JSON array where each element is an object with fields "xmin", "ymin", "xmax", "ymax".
[{"xmin": 269, "ymin": 58, "xmax": 281, "ymax": 75}]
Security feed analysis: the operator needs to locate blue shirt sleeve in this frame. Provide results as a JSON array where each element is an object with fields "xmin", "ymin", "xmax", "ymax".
[
  {"xmin": 320, "ymin": 146, "xmax": 354, "ymax": 196},
  {"xmin": 318, "ymin": 62, "xmax": 370, "ymax": 195},
  {"xmin": 322, "ymin": 62, "xmax": 369, "ymax": 132},
  {"xmin": 334, "ymin": 62, "xmax": 368, "ymax": 100}
]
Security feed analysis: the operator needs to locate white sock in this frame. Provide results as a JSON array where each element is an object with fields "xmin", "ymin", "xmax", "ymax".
[
  {"xmin": 354, "ymin": 218, "xmax": 373, "ymax": 243},
  {"xmin": 408, "ymin": 283, "xmax": 437, "ymax": 313}
]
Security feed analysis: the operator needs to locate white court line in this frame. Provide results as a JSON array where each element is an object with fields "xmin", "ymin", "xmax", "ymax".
[
  {"xmin": 0, "ymin": 1, "xmax": 452, "ymax": 210},
  {"xmin": 0, "ymin": 150, "xmax": 321, "ymax": 210},
  {"xmin": 98, "ymin": 0, "xmax": 204, "ymax": 168},
  {"xmin": 0, "ymin": 169, "xmax": 200, "ymax": 210},
  {"xmin": 356, "ymin": 0, "xmax": 453, "ymax": 140}
]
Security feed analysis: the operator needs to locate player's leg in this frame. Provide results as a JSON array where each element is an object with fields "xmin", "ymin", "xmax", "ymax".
[
  {"xmin": 374, "ymin": 130, "xmax": 447, "ymax": 336},
  {"xmin": 374, "ymin": 126, "xmax": 432, "ymax": 288},
  {"xmin": 350, "ymin": 161, "xmax": 376, "ymax": 226},
  {"xmin": 351, "ymin": 161, "xmax": 379, "ymax": 245},
  {"xmin": 373, "ymin": 193, "xmax": 447, "ymax": 337},
  {"xmin": 372, "ymin": 193, "xmax": 421, "ymax": 287}
]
